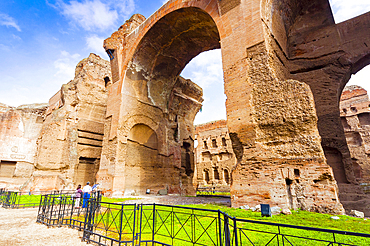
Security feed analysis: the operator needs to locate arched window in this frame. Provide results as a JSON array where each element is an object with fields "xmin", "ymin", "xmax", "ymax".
[
  {"xmin": 224, "ymin": 169, "xmax": 230, "ymax": 185},
  {"xmin": 204, "ymin": 169, "xmax": 210, "ymax": 183},
  {"xmin": 222, "ymin": 137, "xmax": 227, "ymax": 147},
  {"xmin": 214, "ymin": 168, "xmax": 219, "ymax": 180},
  {"xmin": 212, "ymin": 139, "xmax": 217, "ymax": 148}
]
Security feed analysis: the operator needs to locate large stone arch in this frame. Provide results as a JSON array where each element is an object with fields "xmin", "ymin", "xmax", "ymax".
[
  {"xmin": 100, "ymin": 0, "xmax": 266, "ymax": 197},
  {"xmin": 98, "ymin": 0, "xmax": 370, "ymax": 213},
  {"xmin": 261, "ymin": 0, "xmax": 370, "ymax": 214}
]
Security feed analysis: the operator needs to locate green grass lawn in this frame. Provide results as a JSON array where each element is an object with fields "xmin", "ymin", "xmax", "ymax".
[
  {"xmin": 187, "ymin": 204, "xmax": 370, "ymax": 233},
  {"xmin": 16, "ymin": 194, "xmax": 42, "ymax": 207},
  {"xmin": 79, "ymin": 202, "xmax": 370, "ymax": 246},
  {"xmin": 8, "ymin": 193, "xmax": 370, "ymax": 245},
  {"xmin": 14, "ymin": 193, "xmax": 75, "ymax": 207},
  {"xmin": 100, "ymin": 197, "xmax": 140, "ymax": 203},
  {"xmin": 5, "ymin": 193, "xmax": 139, "ymax": 208}
]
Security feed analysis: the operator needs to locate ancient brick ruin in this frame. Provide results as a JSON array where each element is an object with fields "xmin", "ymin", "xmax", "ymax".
[
  {"xmin": 339, "ymin": 85, "xmax": 370, "ymax": 214},
  {"xmin": 100, "ymin": 0, "xmax": 364, "ymax": 214},
  {"xmin": 194, "ymin": 120, "xmax": 235, "ymax": 190},
  {"xmin": 0, "ymin": 53, "xmax": 111, "ymax": 190},
  {"xmin": 1, "ymin": 0, "xmax": 370, "ymax": 215},
  {"xmin": 0, "ymin": 103, "xmax": 47, "ymax": 189}
]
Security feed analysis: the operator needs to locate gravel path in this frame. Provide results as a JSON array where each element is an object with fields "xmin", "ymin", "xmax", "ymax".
[
  {"xmin": 0, "ymin": 207, "xmax": 87, "ymax": 246},
  {"xmin": 0, "ymin": 196, "xmax": 230, "ymax": 246}
]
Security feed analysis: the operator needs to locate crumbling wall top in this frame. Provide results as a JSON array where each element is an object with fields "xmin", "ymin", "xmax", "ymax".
[
  {"xmin": 195, "ymin": 120, "xmax": 227, "ymax": 134},
  {"xmin": 341, "ymin": 85, "xmax": 368, "ymax": 101},
  {"xmin": 104, "ymin": 14, "xmax": 146, "ymax": 51}
]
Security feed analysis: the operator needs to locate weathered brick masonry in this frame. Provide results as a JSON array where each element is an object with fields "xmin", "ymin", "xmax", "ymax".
[
  {"xmin": 1, "ymin": 0, "xmax": 370, "ymax": 215},
  {"xmin": 100, "ymin": 0, "xmax": 370, "ymax": 213},
  {"xmin": 194, "ymin": 120, "xmax": 235, "ymax": 189},
  {"xmin": 0, "ymin": 54, "xmax": 111, "ymax": 191}
]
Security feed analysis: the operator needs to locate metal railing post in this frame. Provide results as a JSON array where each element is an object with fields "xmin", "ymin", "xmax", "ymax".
[
  {"xmin": 224, "ymin": 213, "xmax": 231, "ymax": 246},
  {"xmin": 50, "ymin": 196, "xmax": 55, "ymax": 225},
  {"xmin": 172, "ymin": 206, "xmax": 174, "ymax": 246},
  {"xmin": 132, "ymin": 204, "xmax": 137, "ymax": 245},
  {"xmin": 279, "ymin": 225, "xmax": 283, "ymax": 246},
  {"xmin": 218, "ymin": 211, "xmax": 223, "ymax": 246},
  {"xmin": 139, "ymin": 203, "xmax": 144, "ymax": 244},
  {"xmin": 152, "ymin": 203, "xmax": 156, "ymax": 245},
  {"xmin": 58, "ymin": 196, "xmax": 65, "ymax": 226},
  {"xmin": 192, "ymin": 208, "xmax": 195, "ymax": 244},
  {"xmin": 83, "ymin": 197, "xmax": 95, "ymax": 242},
  {"xmin": 119, "ymin": 203, "xmax": 124, "ymax": 245},
  {"xmin": 233, "ymin": 217, "xmax": 238, "ymax": 246}
]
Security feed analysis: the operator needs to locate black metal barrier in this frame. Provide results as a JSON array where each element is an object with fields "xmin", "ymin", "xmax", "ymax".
[
  {"xmin": 37, "ymin": 191, "xmax": 102, "ymax": 228},
  {"xmin": 36, "ymin": 195, "xmax": 370, "ymax": 246},
  {"xmin": 0, "ymin": 190, "xmax": 74, "ymax": 209}
]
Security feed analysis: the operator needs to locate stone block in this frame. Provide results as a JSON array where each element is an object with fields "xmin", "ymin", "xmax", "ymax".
[
  {"xmin": 158, "ymin": 189, "xmax": 168, "ymax": 195},
  {"xmin": 271, "ymin": 206, "xmax": 281, "ymax": 215},
  {"xmin": 350, "ymin": 210, "xmax": 365, "ymax": 218}
]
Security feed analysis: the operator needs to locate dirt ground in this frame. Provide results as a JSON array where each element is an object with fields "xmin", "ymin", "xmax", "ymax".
[
  {"xmin": 0, "ymin": 207, "xmax": 87, "ymax": 246},
  {"xmin": 0, "ymin": 196, "xmax": 230, "ymax": 246},
  {"xmin": 121, "ymin": 194, "xmax": 231, "ymax": 206}
]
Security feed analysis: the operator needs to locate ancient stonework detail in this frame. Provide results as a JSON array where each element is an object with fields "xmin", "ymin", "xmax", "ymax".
[
  {"xmin": 1, "ymin": 0, "xmax": 370, "ymax": 216},
  {"xmin": 99, "ymin": 8, "xmax": 211, "ymax": 197},
  {"xmin": 218, "ymin": 0, "xmax": 241, "ymax": 16},
  {"xmin": 0, "ymin": 53, "xmax": 111, "ymax": 191},
  {"xmin": 98, "ymin": 0, "xmax": 356, "ymax": 213},
  {"xmin": 33, "ymin": 53, "xmax": 111, "ymax": 191},
  {"xmin": 0, "ymin": 103, "xmax": 47, "ymax": 189},
  {"xmin": 194, "ymin": 120, "xmax": 236, "ymax": 191},
  {"xmin": 339, "ymin": 85, "xmax": 370, "ymax": 215}
]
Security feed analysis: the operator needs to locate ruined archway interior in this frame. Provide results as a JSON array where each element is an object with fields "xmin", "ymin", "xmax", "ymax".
[
  {"xmin": 181, "ymin": 49, "xmax": 234, "ymax": 190},
  {"xmin": 336, "ymin": 64, "xmax": 370, "ymax": 213},
  {"xmin": 124, "ymin": 7, "xmax": 222, "ymax": 195}
]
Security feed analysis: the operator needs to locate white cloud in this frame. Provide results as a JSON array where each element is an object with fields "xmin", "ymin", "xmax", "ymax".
[
  {"xmin": 181, "ymin": 49, "xmax": 226, "ymax": 124},
  {"xmin": 0, "ymin": 13, "xmax": 21, "ymax": 31},
  {"xmin": 12, "ymin": 34, "xmax": 22, "ymax": 41},
  {"xmin": 54, "ymin": 50, "xmax": 81, "ymax": 79},
  {"xmin": 114, "ymin": 0, "xmax": 135, "ymax": 17},
  {"xmin": 347, "ymin": 66, "xmax": 370, "ymax": 94},
  {"xmin": 0, "ymin": 44, "xmax": 10, "ymax": 52},
  {"xmin": 58, "ymin": 0, "xmax": 118, "ymax": 31},
  {"xmin": 86, "ymin": 35, "xmax": 108, "ymax": 58},
  {"xmin": 182, "ymin": 49, "xmax": 223, "ymax": 89},
  {"xmin": 329, "ymin": 0, "xmax": 370, "ymax": 23},
  {"xmin": 56, "ymin": 0, "xmax": 135, "ymax": 31}
]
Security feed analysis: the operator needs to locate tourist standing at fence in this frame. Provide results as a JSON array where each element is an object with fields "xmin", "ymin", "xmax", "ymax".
[
  {"xmin": 82, "ymin": 182, "xmax": 92, "ymax": 208},
  {"xmin": 74, "ymin": 184, "xmax": 82, "ymax": 208},
  {"xmin": 92, "ymin": 183, "xmax": 100, "ymax": 192}
]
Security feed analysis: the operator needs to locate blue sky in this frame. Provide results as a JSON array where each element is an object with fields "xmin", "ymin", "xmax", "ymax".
[{"xmin": 0, "ymin": 0, "xmax": 369, "ymax": 125}]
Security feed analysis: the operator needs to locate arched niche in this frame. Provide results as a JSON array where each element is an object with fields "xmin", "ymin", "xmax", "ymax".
[
  {"xmin": 125, "ymin": 124, "xmax": 162, "ymax": 195},
  {"xmin": 128, "ymin": 123, "xmax": 158, "ymax": 149}
]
